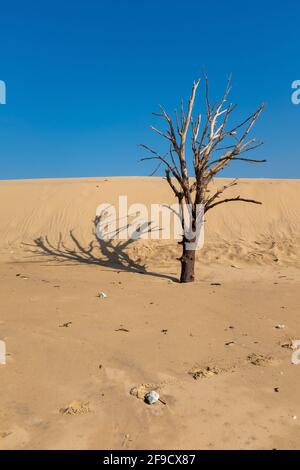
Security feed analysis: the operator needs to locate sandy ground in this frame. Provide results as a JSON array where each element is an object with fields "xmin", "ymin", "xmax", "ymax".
[{"xmin": 0, "ymin": 177, "xmax": 300, "ymax": 450}]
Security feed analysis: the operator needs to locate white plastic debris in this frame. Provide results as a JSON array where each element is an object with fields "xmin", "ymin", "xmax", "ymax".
[
  {"xmin": 98, "ymin": 292, "xmax": 107, "ymax": 299},
  {"xmin": 291, "ymin": 340, "xmax": 300, "ymax": 365},
  {"xmin": 291, "ymin": 340, "xmax": 300, "ymax": 350},
  {"xmin": 144, "ymin": 390, "xmax": 160, "ymax": 405},
  {"xmin": 0, "ymin": 340, "xmax": 6, "ymax": 365},
  {"xmin": 293, "ymin": 415, "xmax": 297, "ymax": 420},
  {"xmin": 275, "ymin": 324, "xmax": 285, "ymax": 329}
]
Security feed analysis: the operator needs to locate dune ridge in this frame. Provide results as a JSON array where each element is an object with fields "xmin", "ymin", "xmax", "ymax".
[{"xmin": 0, "ymin": 177, "xmax": 299, "ymax": 269}]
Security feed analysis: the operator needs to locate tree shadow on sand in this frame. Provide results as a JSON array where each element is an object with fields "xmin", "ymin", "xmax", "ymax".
[{"xmin": 24, "ymin": 216, "xmax": 178, "ymax": 282}]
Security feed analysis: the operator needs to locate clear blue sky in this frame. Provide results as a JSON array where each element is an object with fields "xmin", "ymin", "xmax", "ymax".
[{"xmin": 0, "ymin": 0, "xmax": 299, "ymax": 179}]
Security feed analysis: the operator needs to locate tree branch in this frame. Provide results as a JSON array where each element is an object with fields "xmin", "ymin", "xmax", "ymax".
[{"xmin": 205, "ymin": 196, "xmax": 262, "ymax": 212}]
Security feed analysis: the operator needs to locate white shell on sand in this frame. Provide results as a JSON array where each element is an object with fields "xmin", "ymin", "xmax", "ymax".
[{"xmin": 144, "ymin": 390, "xmax": 159, "ymax": 404}]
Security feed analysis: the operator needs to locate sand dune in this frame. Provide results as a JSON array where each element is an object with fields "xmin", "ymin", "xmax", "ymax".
[
  {"xmin": 0, "ymin": 177, "xmax": 299, "ymax": 269},
  {"xmin": 0, "ymin": 177, "xmax": 300, "ymax": 450}
]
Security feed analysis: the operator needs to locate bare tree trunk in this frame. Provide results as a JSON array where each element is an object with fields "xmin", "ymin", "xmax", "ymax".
[
  {"xmin": 141, "ymin": 75, "xmax": 265, "ymax": 283},
  {"xmin": 180, "ymin": 240, "xmax": 196, "ymax": 283}
]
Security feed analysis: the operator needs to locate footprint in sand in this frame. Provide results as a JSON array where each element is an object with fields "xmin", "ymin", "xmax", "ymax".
[
  {"xmin": 59, "ymin": 400, "xmax": 90, "ymax": 416},
  {"xmin": 130, "ymin": 383, "xmax": 161, "ymax": 400},
  {"xmin": 0, "ymin": 431, "xmax": 12, "ymax": 439},
  {"xmin": 247, "ymin": 353, "xmax": 279, "ymax": 366},
  {"xmin": 188, "ymin": 365, "xmax": 223, "ymax": 381},
  {"xmin": 0, "ymin": 426, "xmax": 29, "ymax": 450}
]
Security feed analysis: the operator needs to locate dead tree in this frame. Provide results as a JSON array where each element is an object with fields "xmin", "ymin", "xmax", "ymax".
[{"xmin": 141, "ymin": 75, "xmax": 265, "ymax": 283}]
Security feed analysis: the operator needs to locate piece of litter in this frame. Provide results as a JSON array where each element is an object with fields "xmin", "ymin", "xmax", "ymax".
[
  {"xmin": 275, "ymin": 324, "xmax": 285, "ymax": 329},
  {"xmin": 225, "ymin": 341, "xmax": 235, "ymax": 346},
  {"xmin": 122, "ymin": 433, "xmax": 132, "ymax": 447},
  {"xmin": 293, "ymin": 415, "xmax": 297, "ymax": 420},
  {"xmin": 115, "ymin": 328, "xmax": 129, "ymax": 332},
  {"xmin": 291, "ymin": 350, "xmax": 300, "ymax": 365},
  {"xmin": 274, "ymin": 387, "xmax": 279, "ymax": 393},
  {"xmin": 291, "ymin": 340, "xmax": 300, "ymax": 350},
  {"xmin": 0, "ymin": 340, "xmax": 6, "ymax": 365},
  {"xmin": 210, "ymin": 282, "xmax": 221, "ymax": 286},
  {"xmin": 98, "ymin": 292, "xmax": 107, "ymax": 299},
  {"xmin": 144, "ymin": 390, "xmax": 160, "ymax": 405},
  {"xmin": 59, "ymin": 322, "xmax": 72, "ymax": 328}
]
